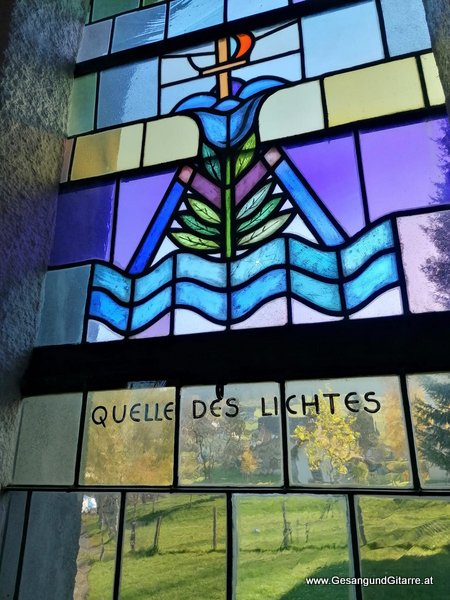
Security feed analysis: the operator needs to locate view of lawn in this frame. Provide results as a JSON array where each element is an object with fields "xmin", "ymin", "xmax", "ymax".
[{"xmin": 75, "ymin": 494, "xmax": 450, "ymax": 600}]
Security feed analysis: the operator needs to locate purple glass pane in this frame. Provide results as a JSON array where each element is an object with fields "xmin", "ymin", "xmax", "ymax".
[
  {"xmin": 361, "ymin": 117, "xmax": 450, "ymax": 222},
  {"xmin": 191, "ymin": 173, "xmax": 221, "ymax": 207},
  {"xmin": 130, "ymin": 313, "xmax": 171, "ymax": 338},
  {"xmin": 114, "ymin": 171, "xmax": 176, "ymax": 270},
  {"xmin": 283, "ymin": 134, "xmax": 365, "ymax": 236},
  {"xmin": 236, "ymin": 161, "xmax": 268, "ymax": 204},
  {"xmin": 49, "ymin": 182, "xmax": 115, "ymax": 266}
]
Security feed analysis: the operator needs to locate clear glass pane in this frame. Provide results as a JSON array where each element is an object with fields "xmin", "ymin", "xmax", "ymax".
[
  {"xmin": 407, "ymin": 373, "xmax": 450, "ymax": 488},
  {"xmin": 357, "ymin": 496, "xmax": 450, "ymax": 599},
  {"xmin": 179, "ymin": 382, "xmax": 283, "ymax": 486},
  {"xmin": 120, "ymin": 493, "xmax": 226, "ymax": 600},
  {"xmin": 286, "ymin": 377, "xmax": 412, "ymax": 487},
  {"xmin": 233, "ymin": 494, "xmax": 353, "ymax": 599},
  {"xmin": 81, "ymin": 387, "xmax": 175, "ymax": 485},
  {"xmin": 0, "ymin": 492, "xmax": 27, "ymax": 599}
]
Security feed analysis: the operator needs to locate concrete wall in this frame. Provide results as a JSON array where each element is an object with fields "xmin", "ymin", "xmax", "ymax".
[
  {"xmin": 423, "ymin": 0, "xmax": 450, "ymax": 113},
  {"xmin": 0, "ymin": 0, "xmax": 87, "ymax": 490}
]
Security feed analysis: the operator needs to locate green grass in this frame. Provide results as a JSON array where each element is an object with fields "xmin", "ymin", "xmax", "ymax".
[{"xmin": 79, "ymin": 495, "xmax": 450, "ymax": 600}]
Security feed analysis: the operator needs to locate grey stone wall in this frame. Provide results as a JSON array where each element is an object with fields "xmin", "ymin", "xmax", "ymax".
[
  {"xmin": 0, "ymin": 0, "xmax": 87, "ymax": 489},
  {"xmin": 423, "ymin": 0, "xmax": 450, "ymax": 112}
]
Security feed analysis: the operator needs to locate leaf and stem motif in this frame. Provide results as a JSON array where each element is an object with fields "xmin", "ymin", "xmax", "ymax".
[{"xmin": 170, "ymin": 133, "xmax": 292, "ymax": 257}]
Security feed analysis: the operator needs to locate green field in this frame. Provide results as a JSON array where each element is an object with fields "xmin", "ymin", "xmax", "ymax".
[{"xmin": 76, "ymin": 494, "xmax": 450, "ymax": 600}]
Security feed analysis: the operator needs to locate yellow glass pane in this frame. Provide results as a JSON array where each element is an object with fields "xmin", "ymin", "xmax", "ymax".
[
  {"xmin": 325, "ymin": 58, "xmax": 424, "ymax": 127},
  {"xmin": 421, "ymin": 53, "xmax": 445, "ymax": 106},
  {"xmin": 71, "ymin": 124, "xmax": 143, "ymax": 180},
  {"xmin": 259, "ymin": 81, "xmax": 324, "ymax": 142},
  {"xmin": 81, "ymin": 387, "xmax": 176, "ymax": 485},
  {"xmin": 144, "ymin": 116, "xmax": 199, "ymax": 167}
]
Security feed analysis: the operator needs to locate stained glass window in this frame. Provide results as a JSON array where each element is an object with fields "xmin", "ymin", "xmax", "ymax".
[{"xmin": 3, "ymin": 1, "xmax": 450, "ymax": 599}]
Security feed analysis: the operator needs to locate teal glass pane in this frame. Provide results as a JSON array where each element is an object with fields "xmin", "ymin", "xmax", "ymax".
[
  {"xmin": 36, "ymin": 266, "xmax": 91, "ymax": 346},
  {"xmin": 168, "ymin": 0, "xmax": 224, "ymax": 38},
  {"xmin": 13, "ymin": 394, "xmax": 82, "ymax": 485},
  {"xmin": 112, "ymin": 4, "xmax": 166, "ymax": 52},
  {"xmin": 0, "ymin": 493, "xmax": 27, "ymax": 599},
  {"xmin": 357, "ymin": 496, "xmax": 450, "ymax": 599},
  {"xmin": 234, "ymin": 494, "xmax": 353, "ymax": 600},
  {"xmin": 302, "ymin": 1, "xmax": 384, "ymax": 77},
  {"xmin": 98, "ymin": 60, "xmax": 158, "ymax": 128},
  {"xmin": 92, "ymin": 0, "xmax": 139, "ymax": 21},
  {"xmin": 381, "ymin": 0, "xmax": 431, "ymax": 56},
  {"xmin": 67, "ymin": 73, "xmax": 96, "ymax": 136}
]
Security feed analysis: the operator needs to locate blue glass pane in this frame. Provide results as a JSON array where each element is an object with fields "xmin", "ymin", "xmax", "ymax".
[
  {"xmin": 161, "ymin": 76, "xmax": 215, "ymax": 114},
  {"xmin": 49, "ymin": 182, "xmax": 115, "ymax": 266},
  {"xmin": 112, "ymin": 4, "xmax": 166, "ymax": 53},
  {"xmin": 177, "ymin": 254, "xmax": 226, "ymax": 287},
  {"xmin": 234, "ymin": 53, "xmax": 302, "ymax": 84},
  {"xmin": 36, "ymin": 267, "xmax": 91, "ymax": 346},
  {"xmin": 231, "ymin": 239, "xmax": 286, "ymax": 285},
  {"xmin": 289, "ymin": 239, "xmax": 339, "ymax": 278},
  {"xmin": 90, "ymin": 291, "xmax": 129, "ymax": 331},
  {"xmin": 131, "ymin": 288, "xmax": 172, "ymax": 329},
  {"xmin": 344, "ymin": 253, "xmax": 398, "ymax": 309},
  {"xmin": 341, "ymin": 221, "xmax": 394, "ymax": 276},
  {"xmin": 302, "ymin": 1, "xmax": 384, "ymax": 77},
  {"xmin": 168, "ymin": 0, "xmax": 224, "ymax": 38},
  {"xmin": 98, "ymin": 60, "xmax": 158, "ymax": 128},
  {"xmin": 128, "ymin": 181, "xmax": 185, "ymax": 274},
  {"xmin": 176, "ymin": 282, "xmax": 227, "ymax": 320},
  {"xmin": 232, "ymin": 269, "xmax": 287, "ymax": 318},
  {"xmin": 77, "ymin": 20, "xmax": 112, "ymax": 62},
  {"xmin": 251, "ymin": 23, "xmax": 300, "ymax": 62},
  {"xmin": 93, "ymin": 265, "xmax": 132, "ymax": 303},
  {"xmin": 381, "ymin": 0, "xmax": 431, "ymax": 56},
  {"xmin": 135, "ymin": 258, "xmax": 173, "ymax": 301},
  {"xmin": 227, "ymin": 0, "xmax": 288, "ymax": 21},
  {"xmin": 291, "ymin": 271, "xmax": 341, "ymax": 311}
]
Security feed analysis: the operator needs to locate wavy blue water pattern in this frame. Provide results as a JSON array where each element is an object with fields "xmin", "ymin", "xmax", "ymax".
[
  {"xmin": 341, "ymin": 221, "xmax": 394, "ymax": 276},
  {"xmin": 289, "ymin": 239, "xmax": 338, "ymax": 278},
  {"xmin": 291, "ymin": 271, "xmax": 342, "ymax": 311},
  {"xmin": 134, "ymin": 257, "xmax": 173, "ymax": 301},
  {"xmin": 176, "ymin": 281, "xmax": 227, "ymax": 320},
  {"xmin": 131, "ymin": 287, "xmax": 172, "ymax": 330},
  {"xmin": 232, "ymin": 269, "xmax": 287, "ymax": 319},
  {"xmin": 177, "ymin": 253, "xmax": 226, "ymax": 287},
  {"xmin": 93, "ymin": 264, "xmax": 131, "ymax": 302},
  {"xmin": 88, "ymin": 226, "xmax": 400, "ymax": 332},
  {"xmin": 275, "ymin": 160, "xmax": 345, "ymax": 246},
  {"xmin": 90, "ymin": 291, "xmax": 129, "ymax": 330},
  {"xmin": 344, "ymin": 253, "xmax": 398, "ymax": 309},
  {"xmin": 231, "ymin": 238, "xmax": 285, "ymax": 285}
]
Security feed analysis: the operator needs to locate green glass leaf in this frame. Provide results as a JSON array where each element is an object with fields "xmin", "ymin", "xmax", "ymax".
[
  {"xmin": 180, "ymin": 214, "xmax": 220, "ymax": 237},
  {"xmin": 188, "ymin": 198, "xmax": 221, "ymax": 224},
  {"xmin": 237, "ymin": 195, "xmax": 283, "ymax": 233},
  {"xmin": 202, "ymin": 144, "xmax": 221, "ymax": 181},
  {"xmin": 235, "ymin": 133, "xmax": 256, "ymax": 178},
  {"xmin": 238, "ymin": 212, "xmax": 292, "ymax": 247},
  {"xmin": 236, "ymin": 182, "xmax": 273, "ymax": 220},
  {"xmin": 171, "ymin": 232, "xmax": 220, "ymax": 251}
]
